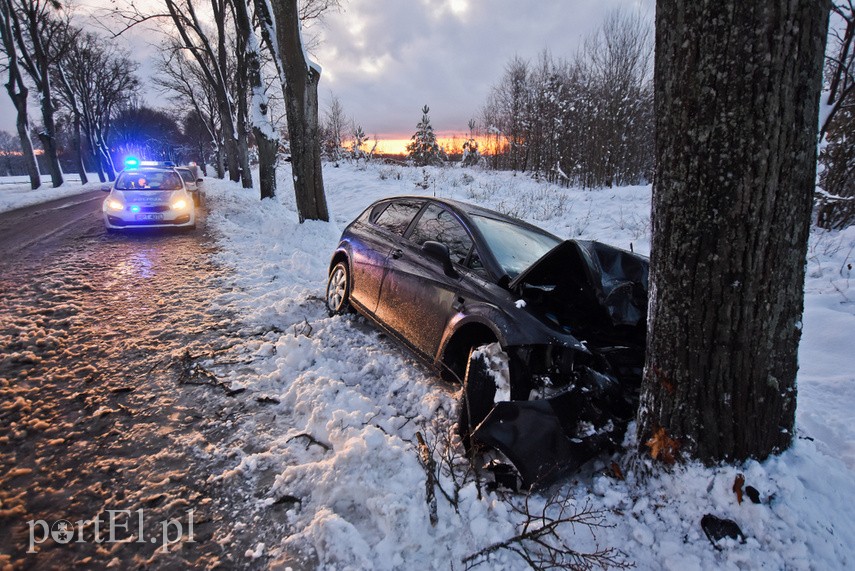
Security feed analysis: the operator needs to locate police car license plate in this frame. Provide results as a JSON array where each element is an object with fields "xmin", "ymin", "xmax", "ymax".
[{"xmin": 136, "ymin": 214, "xmax": 164, "ymax": 221}]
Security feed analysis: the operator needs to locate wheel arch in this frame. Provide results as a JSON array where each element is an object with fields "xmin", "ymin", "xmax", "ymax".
[
  {"xmin": 328, "ymin": 249, "xmax": 349, "ymax": 275},
  {"xmin": 439, "ymin": 320, "xmax": 500, "ymax": 384}
]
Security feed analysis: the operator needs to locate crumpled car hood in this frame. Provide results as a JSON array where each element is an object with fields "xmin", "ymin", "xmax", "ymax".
[{"xmin": 508, "ymin": 240, "xmax": 649, "ymax": 328}]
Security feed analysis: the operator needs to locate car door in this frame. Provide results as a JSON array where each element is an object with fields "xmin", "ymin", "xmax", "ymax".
[
  {"xmin": 349, "ymin": 200, "xmax": 424, "ymax": 314},
  {"xmin": 375, "ymin": 203, "xmax": 475, "ymax": 359}
]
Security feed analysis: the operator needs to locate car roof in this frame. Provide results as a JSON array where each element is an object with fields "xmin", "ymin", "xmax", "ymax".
[{"xmin": 378, "ymin": 195, "xmax": 561, "ymax": 240}]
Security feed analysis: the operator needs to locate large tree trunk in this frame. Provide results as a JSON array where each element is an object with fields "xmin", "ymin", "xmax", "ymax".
[
  {"xmin": 221, "ymin": 107, "xmax": 242, "ymax": 183},
  {"xmin": 36, "ymin": 77, "xmax": 63, "ymax": 187},
  {"xmin": 11, "ymin": 89, "xmax": 40, "ymax": 189},
  {"xmin": 235, "ymin": 0, "xmax": 278, "ymax": 199},
  {"xmin": 269, "ymin": 0, "xmax": 329, "ymax": 222},
  {"xmin": 638, "ymin": 1, "xmax": 829, "ymax": 463},
  {"xmin": 234, "ymin": 49, "xmax": 254, "ymax": 190}
]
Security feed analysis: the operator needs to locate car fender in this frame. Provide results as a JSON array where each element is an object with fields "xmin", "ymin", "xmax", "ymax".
[{"xmin": 438, "ymin": 300, "xmax": 588, "ymax": 364}]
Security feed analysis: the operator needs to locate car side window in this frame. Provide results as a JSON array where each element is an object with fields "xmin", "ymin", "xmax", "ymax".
[
  {"xmin": 409, "ymin": 204, "xmax": 473, "ymax": 265},
  {"xmin": 373, "ymin": 200, "xmax": 423, "ymax": 235}
]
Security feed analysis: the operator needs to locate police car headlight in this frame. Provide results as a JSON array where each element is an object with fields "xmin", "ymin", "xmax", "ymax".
[
  {"xmin": 172, "ymin": 199, "xmax": 188, "ymax": 210},
  {"xmin": 106, "ymin": 199, "xmax": 124, "ymax": 211}
]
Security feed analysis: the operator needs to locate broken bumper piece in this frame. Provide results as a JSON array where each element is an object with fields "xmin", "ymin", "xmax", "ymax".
[{"xmin": 471, "ymin": 392, "xmax": 622, "ymax": 489}]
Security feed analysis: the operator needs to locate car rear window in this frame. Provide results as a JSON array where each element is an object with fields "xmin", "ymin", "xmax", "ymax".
[{"xmin": 373, "ymin": 200, "xmax": 423, "ymax": 235}]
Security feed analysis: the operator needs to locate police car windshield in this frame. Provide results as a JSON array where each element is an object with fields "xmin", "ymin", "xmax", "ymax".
[{"xmin": 115, "ymin": 170, "xmax": 183, "ymax": 191}]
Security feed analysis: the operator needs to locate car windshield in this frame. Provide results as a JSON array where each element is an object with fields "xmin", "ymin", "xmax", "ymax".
[
  {"xmin": 115, "ymin": 170, "xmax": 183, "ymax": 191},
  {"xmin": 470, "ymin": 215, "xmax": 562, "ymax": 278},
  {"xmin": 176, "ymin": 169, "xmax": 194, "ymax": 183}
]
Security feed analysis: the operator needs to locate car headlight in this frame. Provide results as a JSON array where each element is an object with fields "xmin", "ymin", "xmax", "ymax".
[
  {"xmin": 106, "ymin": 199, "xmax": 124, "ymax": 211},
  {"xmin": 172, "ymin": 199, "xmax": 188, "ymax": 210}
]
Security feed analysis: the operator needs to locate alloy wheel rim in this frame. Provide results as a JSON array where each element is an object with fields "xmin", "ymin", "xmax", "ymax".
[{"xmin": 327, "ymin": 267, "xmax": 346, "ymax": 310}]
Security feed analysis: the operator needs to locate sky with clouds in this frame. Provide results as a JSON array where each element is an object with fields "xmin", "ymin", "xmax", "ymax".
[
  {"xmin": 311, "ymin": 0, "xmax": 652, "ymax": 138},
  {"xmin": 0, "ymin": 0, "xmax": 653, "ymax": 143}
]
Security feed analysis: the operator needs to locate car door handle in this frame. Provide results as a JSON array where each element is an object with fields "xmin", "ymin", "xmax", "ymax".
[{"xmin": 391, "ymin": 249, "xmax": 403, "ymax": 259}]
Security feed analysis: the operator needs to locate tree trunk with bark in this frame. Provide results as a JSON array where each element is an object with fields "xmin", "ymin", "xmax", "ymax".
[
  {"xmin": 638, "ymin": 0, "xmax": 830, "ymax": 463},
  {"xmin": 234, "ymin": 0, "xmax": 278, "ymax": 199},
  {"xmin": 268, "ymin": 0, "xmax": 329, "ymax": 222},
  {"xmin": 36, "ymin": 93, "xmax": 63, "ymax": 187}
]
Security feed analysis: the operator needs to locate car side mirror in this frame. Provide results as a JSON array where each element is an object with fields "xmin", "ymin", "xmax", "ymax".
[
  {"xmin": 196, "ymin": 178, "xmax": 203, "ymax": 183},
  {"xmin": 101, "ymin": 184, "xmax": 111, "ymax": 192},
  {"xmin": 422, "ymin": 241, "xmax": 458, "ymax": 278}
]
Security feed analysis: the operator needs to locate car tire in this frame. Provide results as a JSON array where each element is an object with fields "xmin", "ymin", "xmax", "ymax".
[
  {"xmin": 326, "ymin": 261, "xmax": 351, "ymax": 316},
  {"xmin": 458, "ymin": 343, "xmax": 507, "ymax": 450}
]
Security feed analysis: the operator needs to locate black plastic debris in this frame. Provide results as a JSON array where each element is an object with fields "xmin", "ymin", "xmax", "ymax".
[
  {"xmin": 745, "ymin": 486, "xmax": 761, "ymax": 504},
  {"xmin": 701, "ymin": 514, "xmax": 745, "ymax": 547},
  {"xmin": 484, "ymin": 461, "xmax": 521, "ymax": 493}
]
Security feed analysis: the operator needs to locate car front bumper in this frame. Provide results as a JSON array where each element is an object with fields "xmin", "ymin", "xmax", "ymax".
[{"xmin": 104, "ymin": 212, "xmax": 194, "ymax": 229}]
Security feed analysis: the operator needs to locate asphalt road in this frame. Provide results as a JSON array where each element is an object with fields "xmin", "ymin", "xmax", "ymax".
[{"xmin": 0, "ymin": 192, "xmax": 308, "ymax": 569}]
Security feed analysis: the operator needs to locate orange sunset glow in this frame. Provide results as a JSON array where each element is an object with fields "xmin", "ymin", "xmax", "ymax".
[{"xmin": 346, "ymin": 132, "xmax": 502, "ymax": 157}]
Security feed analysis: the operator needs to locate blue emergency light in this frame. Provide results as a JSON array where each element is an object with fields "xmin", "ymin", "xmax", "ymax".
[{"xmin": 124, "ymin": 157, "xmax": 139, "ymax": 168}]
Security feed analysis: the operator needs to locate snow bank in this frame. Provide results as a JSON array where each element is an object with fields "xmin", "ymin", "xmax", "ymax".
[{"xmin": 0, "ymin": 176, "xmax": 104, "ymax": 214}]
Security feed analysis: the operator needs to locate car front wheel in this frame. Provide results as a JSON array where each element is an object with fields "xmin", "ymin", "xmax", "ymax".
[{"xmin": 326, "ymin": 261, "xmax": 351, "ymax": 316}]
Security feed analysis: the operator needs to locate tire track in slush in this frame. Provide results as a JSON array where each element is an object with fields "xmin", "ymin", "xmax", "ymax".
[{"xmin": 0, "ymin": 210, "xmax": 307, "ymax": 569}]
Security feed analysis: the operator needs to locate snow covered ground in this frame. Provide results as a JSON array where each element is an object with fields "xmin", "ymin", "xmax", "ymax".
[
  {"xmin": 2, "ymin": 161, "xmax": 848, "ymax": 568},
  {"xmin": 199, "ymin": 162, "xmax": 854, "ymax": 569},
  {"xmin": 0, "ymin": 175, "xmax": 104, "ymax": 213}
]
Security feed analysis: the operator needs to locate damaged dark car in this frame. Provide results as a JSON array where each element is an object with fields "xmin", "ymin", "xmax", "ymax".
[{"xmin": 325, "ymin": 196, "xmax": 648, "ymax": 488}]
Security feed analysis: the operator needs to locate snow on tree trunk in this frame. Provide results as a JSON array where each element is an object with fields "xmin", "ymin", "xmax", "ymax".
[
  {"xmin": 637, "ymin": 0, "xmax": 830, "ymax": 463},
  {"xmin": 266, "ymin": 0, "xmax": 329, "ymax": 222},
  {"xmin": 234, "ymin": 0, "xmax": 278, "ymax": 199}
]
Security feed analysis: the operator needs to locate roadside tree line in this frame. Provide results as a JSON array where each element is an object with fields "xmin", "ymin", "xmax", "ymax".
[
  {"xmin": 478, "ymin": 9, "xmax": 653, "ymax": 189},
  {"xmin": 0, "ymin": 0, "xmax": 335, "ymax": 222},
  {"xmin": 0, "ymin": 0, "xmax": 139, "ymax": 188},
  {"xmin": 113, "ymin": 0, "xmax": 336, "ymax": 217}
]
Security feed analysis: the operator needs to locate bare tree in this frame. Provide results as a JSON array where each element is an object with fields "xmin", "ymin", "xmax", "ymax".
[
  {"xmin": 0, "ymin": 0, "xmax": 40, "ymax": 188},
  {"xmin": 154, "ymin": 40, "xmax": 224, "ymax": 177},
  {"xmin": 260, "ymin": 0, "xmax": 329, "ymax": 221},
  {"xmin": 322, "ymin": 92, "xmax": 346, "ymax": 165},
  {"xmin": 159, "ymin": 0, "xmax": 243, "ymax": 183},
  {"xmin": 638, "ymin": 0, "xmax": 830, "ymax": 464},
  {"xmin": 52, "ymin": 28, "xmax": 138, "ymax": 184},
  {"xmin": 479, "ymin": 10, "xmax": 653, "ymax": 188},
  {"xmin": 6, "ymin": 0, "xmax": 68, "ymax": 187},
  {"xmin": 816, "ymin": 1, "xmax": 855, "ymax": 229}
]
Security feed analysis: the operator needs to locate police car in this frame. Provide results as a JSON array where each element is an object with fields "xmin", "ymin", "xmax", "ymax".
[{"xmin": 102, "ymin": 159, "xmax": 197, "ymax": 230}]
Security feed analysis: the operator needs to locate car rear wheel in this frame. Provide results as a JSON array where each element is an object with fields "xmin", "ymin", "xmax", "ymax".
[
  {"xmin": 326, "ymin": 261, "xmax": 351, "ymax": 316},
  {"xmin": 458, "ymin": 343, "xmax": 508, "ymax": 450}
]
